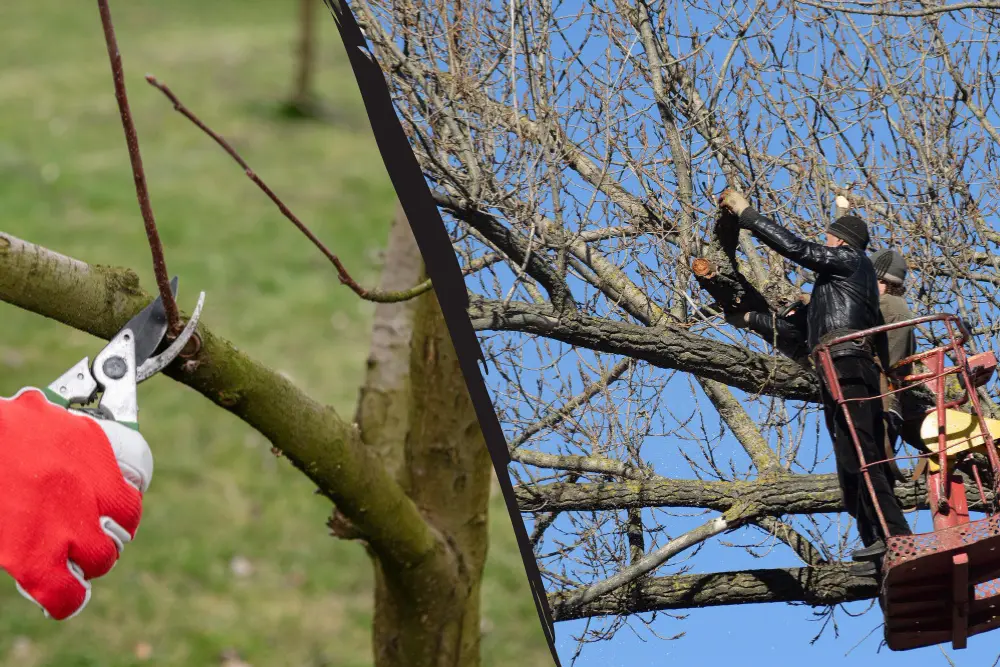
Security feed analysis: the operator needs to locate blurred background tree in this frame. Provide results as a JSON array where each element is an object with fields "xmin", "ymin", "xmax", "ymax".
[{"xmin": 284, "ymin": 0, "xmax": 321, "ymax": 118}]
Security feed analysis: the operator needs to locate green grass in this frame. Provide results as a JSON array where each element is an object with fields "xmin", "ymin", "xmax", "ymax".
[{"xmin": 0, "ymin": 2, "xmax": 551, "ymax": 665}]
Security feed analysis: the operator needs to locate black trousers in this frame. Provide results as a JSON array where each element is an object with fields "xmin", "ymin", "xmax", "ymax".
[{"xmin": 820, "ymin": 356, "xmax": 912, "ymax": 546}]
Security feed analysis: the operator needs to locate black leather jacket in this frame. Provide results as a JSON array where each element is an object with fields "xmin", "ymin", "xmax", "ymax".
[{"xmin": 738, "ymin": 207, "xmax": 885, "ymax": 360}]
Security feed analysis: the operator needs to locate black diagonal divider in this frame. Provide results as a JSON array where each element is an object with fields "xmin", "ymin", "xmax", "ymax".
[{"xmin": 320, "ymin": 0, "xmax": 560, "ymax": 663}]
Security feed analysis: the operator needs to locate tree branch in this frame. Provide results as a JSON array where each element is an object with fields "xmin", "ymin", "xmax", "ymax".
[
  {"xmin": 550, "ymin": 562, "xmax": 879, "ymax": 620},
  {"xmin": 469, "ymin": 299, "xmax": 821, "ymax": 401},
  {"xmin": 555, "ymin": 512, "xmax": 739, "ymax": 614},
  {"xmin": 512, "ymin": 449, "xmax": 650, "ymax": 481},
  {"xmin": 146, "ymin": 76, "xmax": 429, "ymax": 304},
  {"xmin": 691, "ymin": 212, "xmax": 776, "ymax": 315},
  {"xmin": 754, "ymin": 516, "xmax": 828, "ymax": 566},
  {"xmin": 514, "ymin": 473, "xmax": 979, "ymax": 515},
  {"xmin": 794, "ymin": 0, "xmax": 1000, "ymax": 17},
  {"xmin": 434, "ymin": 192, "xmax": 576, "ymax": 312},
  {"xmin": 96, "ymin": 0, "xmax": 180, "ymax": 331}
]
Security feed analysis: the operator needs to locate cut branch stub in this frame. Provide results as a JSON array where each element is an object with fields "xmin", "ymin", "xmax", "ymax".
[{"xmin": 690, "ymin": 258, "xmax": 716, "ymax": 280}]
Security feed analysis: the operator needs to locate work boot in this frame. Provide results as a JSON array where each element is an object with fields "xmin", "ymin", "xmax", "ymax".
[{"xmin": 852, "ymin": 539, "xmax": 886, "ymax": 562}]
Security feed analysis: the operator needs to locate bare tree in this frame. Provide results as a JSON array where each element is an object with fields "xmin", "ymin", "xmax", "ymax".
[
  {"xmin": 345, "ymin": 0, "xmax": 1000, "ymax": 652},
  {"xmin": 0, "ymin": 3, "xmax": 529, "ymax": 666}
]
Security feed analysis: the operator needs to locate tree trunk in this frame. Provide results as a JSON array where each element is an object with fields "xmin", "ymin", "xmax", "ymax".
[
  {"xmin": 288, "ymin": 0, "xmax": 318, "ymax": 115},
  {"xmin": 356, "ymin": 208, "xmax": 491, "ymax": 667},
  {"xmin": 354, "ymin": 206, "xmax": 423, "ymax": 481}
]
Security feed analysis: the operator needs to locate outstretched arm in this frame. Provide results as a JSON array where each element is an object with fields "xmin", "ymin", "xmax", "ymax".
[
  {"xmin": 737, "ymin": 207, "xmax": 858, "ymax": 276},
  {"xmin": 717, "ymin": 189, "xmax": 859, "ymax": 276}
]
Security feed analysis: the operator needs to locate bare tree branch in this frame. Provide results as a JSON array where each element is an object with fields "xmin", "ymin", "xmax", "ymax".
[
  {"xmin": 794, "ymin": 0, "xmax": 1000, "ymax": 18},
  {"xmin": 469, "ymin": 299, "xmax": 820, "ymax": 401},
  {"xmin": 754, "ymin": 517, "xmax": 828, "ymax": 566},
  {"xmin": 515, "ymin": 474, "xmax": 980, "ymax": 515},
  {"xmin": 551, "ymin": 563, "xmax": 880, "ymax": 621},
  {"xmin": 96, "ymin": 0, "xmax": 180, "ymax": 331},
  {"xmin": 146, "ymin": 76, "xmax": 431, "ymax": 304},
  {"xmin": 556, "ymin": 512, "xmax": 739, "ymax": 613}
]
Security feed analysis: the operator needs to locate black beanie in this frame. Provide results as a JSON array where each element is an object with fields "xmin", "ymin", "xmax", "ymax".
[
  {"xmin": 827, "ymin": 215, "xmax": 870, "ymax": 250},
  {"xmin": 870, "ymin": 249, "xmax": 907, "ymax": 285}
]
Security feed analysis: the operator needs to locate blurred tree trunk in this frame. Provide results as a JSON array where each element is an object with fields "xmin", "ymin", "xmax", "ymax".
[
  {"xmin": 355, "ymin": 206, "xmax": 492, "ymax": 667},
  {"xmin": 287, "ymin": 0, "xmax": 319, "ymax": 115}
]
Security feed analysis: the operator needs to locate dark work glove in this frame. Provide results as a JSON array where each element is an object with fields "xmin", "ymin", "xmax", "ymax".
[
  {"xmin": 725, "ymin": 312, "xmax": 750, "ymax": 328},
  {"xmin": 779, "ymin": 301, "xmax": 801, "ymax": 318}
]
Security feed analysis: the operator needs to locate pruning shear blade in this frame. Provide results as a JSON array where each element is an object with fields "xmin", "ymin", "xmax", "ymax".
[
  {"xmin": 45, "ymin": 284, "xmax": 206, "ymax": 428},
  {"xmin": 137, "ymin": 291, "xmax": 205, "ymax": 382}
]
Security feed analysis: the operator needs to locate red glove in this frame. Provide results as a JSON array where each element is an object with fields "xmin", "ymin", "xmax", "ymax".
[{"xmin": 0, "ymin": 388, "xmax": 153, "ymax": 620}]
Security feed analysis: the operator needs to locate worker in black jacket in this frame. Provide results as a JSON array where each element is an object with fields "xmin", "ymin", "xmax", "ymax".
[{"xmin": 719, "ymin": 189, "xmax": 911, "ymax": 561}]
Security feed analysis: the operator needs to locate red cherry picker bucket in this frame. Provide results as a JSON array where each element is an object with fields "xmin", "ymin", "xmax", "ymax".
[{"xmin": 814, "ymin": 314, "xmax": 1000, "ymax": 651}]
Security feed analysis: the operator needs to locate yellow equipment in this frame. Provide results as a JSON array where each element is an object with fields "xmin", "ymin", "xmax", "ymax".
[{"xmin": 921, "ymin": 409, "xmax": 1000, "ymax": 473}]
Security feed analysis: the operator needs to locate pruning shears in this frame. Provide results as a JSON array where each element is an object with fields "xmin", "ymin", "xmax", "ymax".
[{"xmin": 42, "ymin": 278, "xmax": 206, "ymax": 431}]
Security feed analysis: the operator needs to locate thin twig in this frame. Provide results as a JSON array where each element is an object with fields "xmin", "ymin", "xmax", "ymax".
[
  {"xmin": 146, "ymin": 75, "xmax": 429, "ymax": 304},
  {"xmin": 558, "ymin": 514, "xmax": 737, "ymax": 611},
  {"xmin": 794, "ymin": 0, "xmax": 1000, "ymax": 18},
  {"xmin": 96, "ymin": 0, "xmax": 181, "ymax": 331}
]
